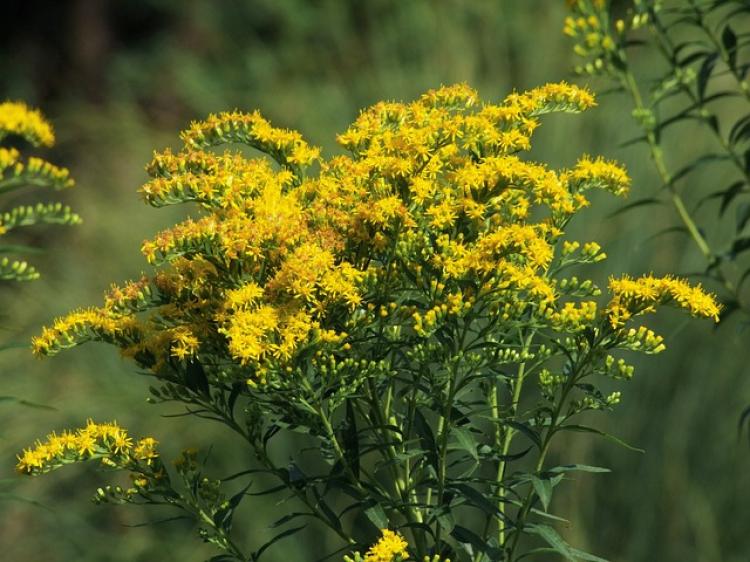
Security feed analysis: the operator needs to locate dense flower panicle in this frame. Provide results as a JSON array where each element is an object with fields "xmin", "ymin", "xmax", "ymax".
[
  {"xmin": 503, "ymin": 81, "xmax": 596, "ymax": 116},
  {"xmin": 606, "ymin": 274, "xmax": 720, "ymax": 327},
  {"xmin": 17, "ymin": 420, "xmax": 159, "ymax": 475},
  {"xmin": 1, "ymin": 101, "xmax": 78, "ymax": 279},
  {"xmin": 179, "ymin": 109, "xmax": 321, "ymax": 168},
  {"xmin": 564, "ymin": 155, "xmax": 630, "ymax": 196},
  {"xmin": 0, "ymin": 122, "xmax": 74, "ymax": 192},
  {"xmin": 0, "ymin": 101, "xmax": 55, "ymax": 146},
  {"xmin": 32, "ymin": 82, "xmax": 717, "ymax": 387}
]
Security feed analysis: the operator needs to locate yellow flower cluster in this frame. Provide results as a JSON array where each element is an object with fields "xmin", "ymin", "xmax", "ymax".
[
  {"xmin": 0, "ymin": 101, "xmax": 55, "ymax": 146},
  {"xmin": 343, "ymin": 529, "xmax": 410, "ymax": 562},
  {"xmin": 17, "ymin": 419, "xmax": 159, "ymax": 475},
  {"xmin": 180, "ymin": 110, "xmax": 321, "ymax": 168},
  {"xmin": 35, "ymin": 82, "xmax": 704, "ymax": 387},
  {"xmin": 0, "ymin": 103, "xmax": 74, "ymax": 193},
  {"xmin": 606, "ymin": 274, "xmax": 720, "ymax": 327},
  {"xmin": 564, "ymin": 155, "xmax": 630, "ymax": 196},
  {"xmin": 364, "ymin": 530, "xmax": 409, "ymax": 562}
]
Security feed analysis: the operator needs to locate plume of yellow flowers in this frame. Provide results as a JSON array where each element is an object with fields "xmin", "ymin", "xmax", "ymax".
[
  {"xmin": 1, "ymin": 100, "xmax": 78, "ymax": 281},
  {"xmin": 0, "ymin": 101, "xmax": 73, "ymax": 191},
  {"xmin": 17, "ymin": 419, "xmax": 159, "ymax": 475},
  {"xmin": 30, "ymin": 82, "xmax": 717, "ymax": 388},
  {"xmin": 0, "ymin": 101, "xmax": 55, "ymax": 146},
  {"xmin": 606, "ymin": 274, "xmax": 721, "ymax": 327}
]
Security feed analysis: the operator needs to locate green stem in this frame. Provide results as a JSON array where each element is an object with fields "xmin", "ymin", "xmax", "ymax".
[
  {"xmin": 496, "ymin": 331, "xmax": 535, "ymax": 547},
  {"xmin": 365, "ymin": 378, "xmax": 428, "ymax": 556},
  {"xmin": 619, "ymin": 69, "xmax": 713, "ymax": 260},
  {"xmin": 506, "ymin": 341, "xmax": 592, "ymax": 562}
]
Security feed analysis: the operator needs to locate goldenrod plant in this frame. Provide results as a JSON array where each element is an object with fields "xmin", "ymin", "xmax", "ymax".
[
  {"xmin": 20, "ymin": 84, "xmax": 718, "ymax": 561},
  {"xmin": 0, "ymin": 101, "xmax": 79, "ymax": 281},
  {"xmin": 565, "ymin": 0, "xmax": 750, "ymax": 320}
]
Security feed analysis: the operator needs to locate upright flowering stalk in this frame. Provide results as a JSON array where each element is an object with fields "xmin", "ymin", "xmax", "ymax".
[
  {"xmin": 23, "ymin": 84, "xmax": 718, "ymax": 562},
  {"xmin": 0, "ymin": 101, "xmax": 79, "ymax": 281},
  {"xmin": 565, "ymin": 0, "xmax": 750, "ymax": 319}
]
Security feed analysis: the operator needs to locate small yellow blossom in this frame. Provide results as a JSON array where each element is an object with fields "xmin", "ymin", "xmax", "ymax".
[
  {"xmin": 363, "ymin": 529, "xmax": 409, "ymax": 562},
  {"xmin": 606, "ymin": 274, "xmax": 720, "ymax": 327},
  {"xmin": 17, "ymin": 420, "xmax": 159, "ymax": 475},
  {"xmin": 0, "ymin": 101, "xmax": 55, "ymax": 146}
]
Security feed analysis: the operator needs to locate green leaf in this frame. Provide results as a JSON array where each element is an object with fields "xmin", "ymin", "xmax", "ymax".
[
  {"xmin": 432, "ymin": 504, "xmax": 456, "ymax": 534},
  {"xmin": 559, "ymin": 424, "xmax": 644, "ymax": 452},
  {"xmin": 342, "ymin": 400, "xmax": 360, "ymax": 479},
  {"xmin": 506, "ymin": 420, "xmax": 542, "ymax": 449},
  {"xmin": 253, "ymin": 525, "xmax": 306, "ymax": 561},
  {"xmin": 0, "ymin": 244, "xmax": 44, "ymax": 255},
  {"xmin": 697, "ymin": 52, "xmax": 719, "ymax": 101},
  {"xmin": 450, "ymin": 427, "xmax": 478, "ymax": 461},
  {"xmin": 451, "ymin": 525, "xmax": 501, "ymax": 559},
  {"xmin": 670, "ymin": 153, "xmax": 729, "ymax": 185},
  {"xmin": 642, "ymin": 226, "xmax": 688, "ymax": 244},
  {"xmin": 413, "ymin": 408, "xmax": 438, "ymax": 471},
  {"xmin": 269, "ymin": 512, "xmax": 315, "ymax": 529},
  {"xmin": 531, "ymin": 476, "xmax": 553, "ymax": 512},
  {"xmin": 722, "ymin": 25, "xmax": 738, "ymax": 69},
  {"xmin": 730, "ymin": 237, "xmax": 750, "ymax": 258},
  {"xmin": 213, "ymin": 481, "xmax": 252, "ymax": 532},
  {"xmin": 545, "ymin": 464, "xmax": 611, "ymax": 475},
  {"xmin": 0, "ymin": 395, "xmax": 56, "ymax": 411},
  {"xmin": 450, "ymin": 483, "xmax": 504, "ymax": 520},
  {"xmin": 185, "ymin": 359, "xmax": 210, "ymax": 396},
  {"xmin": 363, "ymin": 502, "xmax": 389, "ymax": 529},
  {"xmin": 729, "ymin": 114, "xmax": 750, "ymax": 147},
  {"xmin": 607, "ymin": 197, "xmax": 662, "ymax": 218},
  {"xmin": 526, "ymin": 523, "xmax": 577, "ymax": 561},
  {"xmin": 0, "ymin": 492, "xmax": 53, "ymax": 511},
  {"xmin": 311, "ymin": 486, "xmax": 342, "ymax": 531},
  {"xmin": 736, "ymin": 202, "xmax": 750, "ymax": 233},
  {"xmin": 720, "ymin": 181, "xmax": 747, "ymax": 215}
]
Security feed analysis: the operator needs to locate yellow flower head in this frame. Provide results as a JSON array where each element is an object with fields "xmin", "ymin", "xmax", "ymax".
[
  {"xmin": 606, "ymin": 274, "xmax": 720, "ymax": 328},
  {"xmin": 363, "ymin": 529, "xmax": 409, "ymax": 562},
  {"xmin": 0, "ymin": 101, "xmax": 55, "ymax": 146},
  {"xmin": 17, "ymin": 420, "xmax": 159, "ymax": 475}
]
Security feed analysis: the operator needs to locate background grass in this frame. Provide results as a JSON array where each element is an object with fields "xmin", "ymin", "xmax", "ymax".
[{"xmin": 1, "ymin": 1, "xmax": 748, "ymax": 561}]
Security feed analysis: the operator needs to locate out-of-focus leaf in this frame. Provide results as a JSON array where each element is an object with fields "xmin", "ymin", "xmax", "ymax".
[
  {"xmin": 0, "ymin": 395, "xmax": 56, "ymax": 410},
  {"xmin": 729, "ymin": 114, "xmax": 750, "ymax": 147},
  {"xmin": 642, "ymin": 226, "xmax": 688, "ymax": 244},
  {"xmin": 722, "ymin": 25, "xmax": 738, "ymax": 69},
  {"xmin": 698, "ymin": 52, "xmax": 719, "ymax": 100},
  {"xmin": 720, "ymin": 181, "xmax": 748, "ymax": 215},
  {"xmin": 545, "ymin": 464, "xmax": 611, "ymax": 474},
  {"xmin": 253, "ymin": 525, "xmax": 306, "ymax": 561},
  {"xmin": 729, "ymin": 236, "xmax": 750, "ymax": 258},
  {"xmin": 559, "ymin": 424, "xmax": 644, "ymax": 452},
  {"xmin": 670, "ymin": 153, "xmax": 729, "ymax": 185},
  {"xmin": 607, "ymin": 197, "xmax": 663, "ymax": 218}
]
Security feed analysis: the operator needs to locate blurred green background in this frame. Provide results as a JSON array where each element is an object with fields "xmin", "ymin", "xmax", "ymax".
[{"xmin": 1, "ymin": 1, "xmax": 748, "ymax": 561}]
